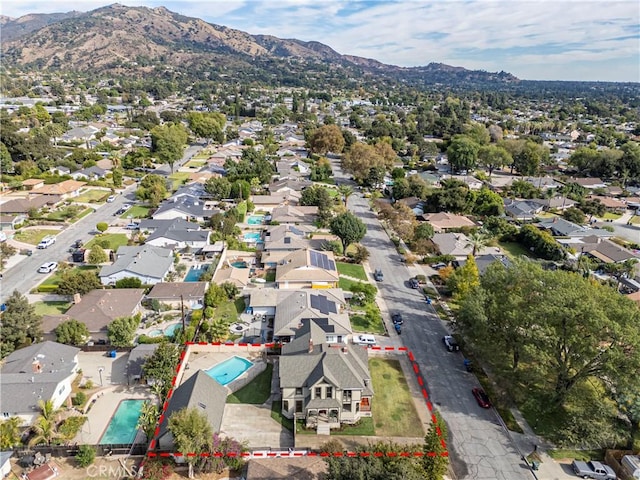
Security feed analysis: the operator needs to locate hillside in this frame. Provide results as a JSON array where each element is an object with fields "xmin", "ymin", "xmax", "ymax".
[{"xmin": 0, "ymin": 4, "xmax": 519, "ymax": 88}]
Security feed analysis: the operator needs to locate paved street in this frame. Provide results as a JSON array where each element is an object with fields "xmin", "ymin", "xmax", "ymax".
[{"xmin": 329, "ymin": 158, "xmax": 533, "ymax": 480}]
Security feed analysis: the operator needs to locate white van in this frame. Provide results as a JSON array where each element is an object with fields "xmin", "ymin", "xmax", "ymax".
[
  {"xmin": 37, "ymin": 236, "xmax": 56, "ymax": 249},
  {"xmin": 352, "ymin": 334, "xmax": 377, "ymax": 346},
  {"xmin": 38, "ymin": 262, "xmax": 58, "ymax": 274}
]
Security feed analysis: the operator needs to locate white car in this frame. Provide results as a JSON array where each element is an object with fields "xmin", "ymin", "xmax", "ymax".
[
  {"xmin": 352, "ymin": 334, "xmax": 376, "ymax": 346},
  {"xmin": 106, "ymin": 195, "xmax": 116, "ymax": 203},
  {"xmin": 37, "ymin": 236, "xmax": 56, "ymax": 249},
  {"xmin": 38, "ymin": 262, "xmax": 58, "ymax": 274}
]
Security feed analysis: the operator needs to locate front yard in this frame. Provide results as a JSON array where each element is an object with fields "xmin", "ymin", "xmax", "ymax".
[
  {"xmin": 369, "ymin": 358, "xmax": 425, "ymax": 437},
  {"xmin": 120, "ymin": 205, "xmax": 152, "ymax": 219},
  {"xmin": 85, "ymin": 233, "xmax": 129, "ymax": 250},
  {"xmin": 74, "ymin": 189, "xmax": 111, "ymax": 203},
  {"xmin": 350, "ymin": 307, "xmax": 385, "ymax": 335},
  {"xmin": 14, "ymin": 228, "xmax": 60, "ymax": 245},
  {"xmin": 336, "ymin": 262, "xmax": 367, "ymax": 281}
]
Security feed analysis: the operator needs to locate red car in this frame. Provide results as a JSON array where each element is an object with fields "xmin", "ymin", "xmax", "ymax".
[{"xmin": 472, "ymin": 388, "xmax": 491, "ymax": 408}]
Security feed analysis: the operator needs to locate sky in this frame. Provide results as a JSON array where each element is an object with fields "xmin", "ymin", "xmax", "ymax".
[{"xmin": 2, "ymin": 0, "xmax": 640, "ymax": 82}]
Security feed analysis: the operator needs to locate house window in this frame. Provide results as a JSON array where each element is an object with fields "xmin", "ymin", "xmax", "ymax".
[
  {"xmin": 315, "ymin": 387, "xmax": 322, "ymax": 399},
  {"xmin": 343, "ymin": 390, "xmax": 352, "ymax": 403},
  {"xmin": 326, "ymin": 387, "xmax": 333, "ymax": 398},
  {"xmin": 58, "ymin": 385, "xmax": 65, "ymax": 395},
  {"xmin": 283, "ymin": 401, "xmax": 289, "ymax": 411},
  {"xmin": 295, "ymin": 401, "xmax": 303, "ymax": 413},
  {"xmin": 2, "ymin": 413, "xmax": 9, "ymax": 418},
  {"xmin": 295, "ymin": 388, "xmax": 303, "ymax": 396}
]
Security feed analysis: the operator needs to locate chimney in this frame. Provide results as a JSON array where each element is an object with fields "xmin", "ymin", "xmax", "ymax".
[
  {"xmin": 32, "ymin": 361, "xmax": 42, "ymax": 374},
  {"xmin": 308, "ymin": 339, "xmax": 313, "ymax": 353},
  {"xmin": 73, "ymin": 293, "xmax": 81, "ymax": 304}
]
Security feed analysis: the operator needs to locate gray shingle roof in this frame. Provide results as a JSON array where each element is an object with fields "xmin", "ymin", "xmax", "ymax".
[
  {"xmin": 99, "ymin": 245, "xmax": 173, "ymax": 280},
  {"xmin": 126, "ymin": 344, "xmax": 159, "ymax": 379}
]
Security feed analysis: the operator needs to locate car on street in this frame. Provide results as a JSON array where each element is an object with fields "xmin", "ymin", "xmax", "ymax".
[
  {"xmin": 37, "ymin": 236, "xmax": 56, "ymax": 249},
  {"xmin": 72, "ymin": 239, "xmax": 83, "ymax": 249},
  {"xmin": 373, "ymin": 269, "xmax": 384, "ymax": 282},
  {"xmin": 472, "ymin": 387, "xmax": 491, "ymax": 408},
  {"xmin": 391, "ymin": 313, "xmax": 403, "ymax": 325},
  {"xmin": 106, "ymin": 195, "xmax": 116, "ymax": 203},
  {"xmin": 409, "ymin": 278, "xmax": 420, "ymax": 289},
  {"xmin": 443, "ymin": 335, "xmax": 460, "ymax": 352},
  {"xmin": 38, "ymin": 262, "xmax": 58, "ymax": 274},
  {"xmin": 571, "ymin": 460, "xmax": 616, "ymax": 479},
  {"xmin": 125, "ymin": 223, "xmax": 140, "ymax": 230}
]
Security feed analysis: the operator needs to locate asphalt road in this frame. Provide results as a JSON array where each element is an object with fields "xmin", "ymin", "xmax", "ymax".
[
  {"xmin": 0, "ymin": 144, "xmax": 203, "ymax": 304},
  {"xmin": 330, "ymin": 159, "xmax": 532, "ymax": 480}
]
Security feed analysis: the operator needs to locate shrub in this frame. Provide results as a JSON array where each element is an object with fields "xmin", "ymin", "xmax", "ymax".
[
  {"xmin": 59, "ymin": 416, "xmax": 87, "ymax": 440},
  {"xmin": 75, "ymin": 444, "xmax": 96, "ymax": 467},
  {"xmin": 137, "ymin": 334, "xmax": 166, "ymax": 344},
  {"xmin": 82, "ymin": 379, "xmax": 94, "ymax": 390},
  {"xmin": 72, "ymin": 391, "xmax": 87, "ymax": 406}
]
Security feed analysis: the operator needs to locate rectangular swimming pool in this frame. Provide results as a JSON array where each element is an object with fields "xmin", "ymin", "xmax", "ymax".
[
  {"xmin": 99, "ymin": 399, "xmax": 145, "ymax": 445},
  {"xmin": 205, "ymin": 356, "xmax": 253, "ymax": 386},
  {"xmin": 184, "ymin": 264, "xmax": 209, "ymax": 282}
]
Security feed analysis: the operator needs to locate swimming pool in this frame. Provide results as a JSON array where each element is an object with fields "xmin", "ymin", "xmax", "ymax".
[
  {"xmin": 243, "ymin": 232, "xmax": 262, "ymax": 243},
  {"xmin": 164, "ymin": 323, "xmax": 182, "ymax": 337},
  {"xmin": 247, "ymin": 215, "xmax": 265, "ymax": 225},
  {"xmin": 147, "ymin": 329, "xmax": 163, "ymax": 338},
  {"xmin": 204, "ymin": 356, "xmax": 253, "ymax": 386},
  {"xmin": 99, "ymin": 399, "xmax": 145, "ymax": 445},
  {"xmin": 231, "ymin": 261, "xmax": 248, "ymax": 268},
  {"xmin": 184, "ymin": 264, "xmax": 209, "ymax": 282}
]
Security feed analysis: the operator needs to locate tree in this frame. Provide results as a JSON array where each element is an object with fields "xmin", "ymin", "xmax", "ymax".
[
  {"xmin": 136, "ymin": 174, "xmax": 168, "ymax": 207},
  {"xmin": 75, "ymin": 445, "xmax": 96, "ymax": 467},
  {"xmin": 29, "ymin": 400, "xmax": 60, "ymax": 446},
  {"xmin": 330, "ymin": 212, "xmax": 367, "ymax": 253},
  {"xmin": 55, "ymin": 319, "xmax": 89, "ymax": 346},
  {"xmin": 447, "ymin": 255, "xmax": 480, "ymax": 300},
  {"xmin": 168, "ymin": 408, "xmax": 213, "ymax": 478},
  {"xmin": 414, "ymin": 222, "xmax": 435, "ymax": 241},
  {"xmin": 115, "ymin": 277, "xmax": 143, "ymax": 288},
  {"xmin": 513, "ymin": 140, "xmax": 549, "ymax": 176},
  {"xmin": 107, "ymin": 315, "xmax": 140, "ymax": 347},
  {"xmin": 563, "ymin": 207, "xmax": 586, "ymax": 225},
  {"xmin": 150, "ymin": 123, "xmax": 188, "ymax": 172},
  {"xmin": 204, "ymin": 177, "xmax": 231, "ymax": 200},
  {"xmin": 473, "ymin": 187, "xmax": 504, "ymax": 216},
  {"xmin": 466, "ymin": 232, "xmax": 489, "ymax": 256},
  {"xmin": 187, "ymin": 112, "xmax": 225, "ymax": 144},
  {"xmin": 57, "ymin": 270, "xmax": 102, "ymax": 296},
  {"xmin": 1, "ymin": 290, "xmax": 42, "ymax": 358},
  {"xmin": 337, "ymin": 185, "xmax": 354, "ymax": 207},
  {"xmin": 230, "ymin": 180, "xmax": 251, "ymax": 200},
  {"xmin": 447, "ymin": 135, "xmax": 480, "ymax": 172},
  {"xmin": 96, "ymin": 222, "xmax": 108, "ymax": 234},
  {"xmin": 422, "ymin": 410, "xmax": 449, "ymax": 480},
  {"xmin": 87, "ymin": 245, "xmax": 108, "ymax": 264},
  {"xmin": 478, "ymin": 144, "xmax": 512, "ymax": 177},
  {"xmin": 136, "ymin": 401, "xmax": 160, "ymax": 441},
  {"xmin": 143, "ymin": 343, "xmax": 180, "ymax": 400},
  {"xmin": 0, "ymin": 417, "xmax": 22, "ymax": 449},
  {"xmin": 111, "ymin": 167, "xmax": 123, "ymax": 188},
  {"xmin": 341, "ymin": 142, "xmax": 386, "ymax": 183},
  {"xmin": 348, "ymin": 244, "xmax": 370, "ymax": 263},
  {"xmin": 307, "ymin": 124, "xmax": 345, "ymax": 154},
  {"xmin": 0, "ymin": 242, "xmax": 16, "ymax": 271}
]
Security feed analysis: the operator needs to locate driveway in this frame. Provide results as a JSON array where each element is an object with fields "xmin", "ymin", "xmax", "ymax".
[
  {"xmin": 219, "ymin": 403, "xmax": 293, "ymax": 449},
  {"xmin": 330, "ymin": 158, "xmax": 533, "ymax": 480}
]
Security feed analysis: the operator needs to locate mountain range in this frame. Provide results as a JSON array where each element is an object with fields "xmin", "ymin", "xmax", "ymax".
[{"xmin": 0, "ymin": 4, "xmax": 518, "ymax": 88}]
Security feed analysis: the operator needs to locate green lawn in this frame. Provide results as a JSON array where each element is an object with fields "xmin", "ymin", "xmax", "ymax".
[
  {"xmin": 601, "ymin": 212, "xmax": 622, "ymax": 220},
  {"xmin": 271, "ymin": 401, "xmax": 294, "ymax": 432},
  {"xmin": 33, "ymin": 301, "xmax": 71, "ymax": 316},
  {"xmin": 350, "ymin": 310, "xmax": 385, "ymax": 335},
  {"xmin": 630, "ymin": 215, "xmax": 640, "ymax": 225},
  {"xmin": 75, "ymin": 189, "xmax": 110, "ymax": 203},
  {"xmin": 168, "ymin": 172, "xmax": 190, "ymax": 191},
  {"xmin": 331, "ymin": 417, "xmax": 375, "ymax": 436},
  {"xmin": 498, "ymin": 241, "xmax": 536, "ymax": 259},
  {"xmin": 369, "ymin": 358, "xmax": 425, "ymax": 437},
  {"xmin": 184, "ymin": 160, "xmax": 206, "ymax": 168},
  {"xmin": 120, "ymin": 205, "xmax": 152, "ymax": 219},
  {"xmin": 264, "ymin": 270, "xmax": 276, "ymax": 282},
  {"xmin": 212, "ymin": 297, "xmax": 246, "ymax": 325},
  {"xmin": 227, "ymin": 364, "xmax": 273, "ymax": 404},
  {"xmin": 45, "ymin": 207, "xmax": 92, "ymax": 222},
  {"xmin": 336, "ymin": 262, "xmax": 367, "ymax": 281},
  {"xmin": 85, "ymin": 233, "xmax": 129, "ymax": 251},
  {"xmin": 14, "ymin": 229, "xmax": 59, "ymax": 245},
  {"xmin": 547, "ymin": 449, "xmax": 604, "ymax": 461},
  {"xmin": 338, "ymin": 277, "xmax": 364, "ymax": 291}
]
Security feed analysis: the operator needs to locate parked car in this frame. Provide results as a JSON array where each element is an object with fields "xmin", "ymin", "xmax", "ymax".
[
  {"xmin": 571, "ymin": 460, "xmax": 616, "ymax": 479},
  {"xmin": 443, "ymin": 335, "xmax": 460, "ymax": 352},
  {"xmin": 472, "ymin": 387, "xmax": 491, "ymax": 408},
  {"xmin": 20, "ymin": 249, "xmax": 33, "ymax": 256},
  {"xmin": 409, "ymin": 278, "xmax": 420, "ymax": 289},
  {"xmin": 73, "ymin": 239, "xmax": 83, "ymax": 249},
  {"xmin": 431, "ymin": 262, "xmax": 448, "ymax": 270},
  {"xmin": 125, "ymin": 223, "xmax": 140, "ymax": 230},
  {"xmin": 391, "ymin": 313, "xmax": 403, "ymax": 325},
  {"xmin": 106, "ymin": 195, "xmax": 116, "ymax": 203},
  {"xmin": 353, "ymin": 334, "xmax": 377, "ymax": 346},
  {"xmin": 37, "ymin": 236, "xmax": 55, "ymax": 249},
  {"xmin": 38, "ymin": 262, "xmax": 58, "ymax": 274},
  {"xmin": 373, "ymin": 269, "xmax": 384, "ymax": 282}
]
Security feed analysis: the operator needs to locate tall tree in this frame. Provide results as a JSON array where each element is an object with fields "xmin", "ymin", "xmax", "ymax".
[
  {"xmin": 150, "ymin": 123, "xmax": 188, "ymax": 172},
  {"xmin": 136, "ymin": 174, "xmax": 168, "ymax": 207},
  {"xmin": 55, "ymin": 319, "xmax": 90, "ymax": 346},
  {"xmin": 447, "ymin": 135, "xmax": 480, "ymax": 173},
  {"xmin": 477, "ymin": 144, "xmax": 512, "ymax": 177},
  {"xmin": 307, "ymin": 124, "xmax": 345, "ymax": 155},
  {"xmin": 107, "ymin": 315, "xmax": 140, "ymax": 347},
  {"xmin": 342, "ymin": 142, "xmax": 385, "ymax": 184},
  {"xmin": 422, "ymin": 410, "xmax": 449, "ymax": 480},
  {"xmin": 1, "ymin": 290, "xmax": 42, "ymax": 358},
  {"xmin": 29, "ymin": 400, "xmax": 60, "ymax": 446},
  {"xmin": 87, "ymin": 245, "xmax": 108, "ymax": 265},
  {"xmin": 143, "ymin": 343, "xmax": 180, "ymax": 401},
  {"xmin": 136, "ymin": 401, "xmax": 160, "ymax": 441},
  {"xmin": 330, "ymin": 212, "xmax": 367, "ymax": 253},
  {"xmin": 168, "ymin": 408, "xmax": 213, "ymax": 479},
  {"xmin": 56, "ymin": 270, "xmax": 102, "ymax": 296}
]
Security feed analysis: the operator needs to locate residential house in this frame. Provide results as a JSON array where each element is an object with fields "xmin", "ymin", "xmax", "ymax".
[
  {"xmin": 270, "ymin": 205, "xmax": 318, "ymax": 225},
  {"xmin": 30, "ymin": 180, "xmax": 86, "ymax": 200},
  {"xmin": 0, "ymin": 195, "xmax": 52, "ymax": 214},
  {"xmin": 21, "ymin": 179, "xmax": 45, "ymax": 190},
  {"xmin": 251, "ymin": 192, "xmax": 302, "ymax": 212},
  {"xmin": 261, "ymin": 225, "xmax": 324, "ymax": 267},
  {"xmin": 0, "ymin": 214, "xmax": 27, "ymax": 230},
  {"xmin": 139, "ymin": 218, "xmax": 210, "ymax": 250},
  {"xmin": 536, "ymin": 217, "xmax": 611, "ymax": 237},
  {"xmin": 457, "ymin": 253, "xmax": 512, "ymax": 274},
  {"xmin": 152, "ymin": 195, "xmax": 218, "ymax": 222},
  {"xmin": 70, "ymin": 166, "xmax": 107, "ymax": 181},
  {"xmin": 528, "ymin": 196, "xmax": 577, "ymax": 212},
  {"xmin": 0, "ymin": 341, "xmax": 80, "ymax": 426},
  {"xmin": 588, "ymin": 195, "xmax": 627, "ymax": 212},
  {"xmin": 522, "ymin": 176, "xmax": 562, "ymax": 191},
  {"xmin": 504, "ymin": 198, "xmax": 543, "ymax": 221},
  {"xmin": 99, "ymin": 245, "xmax": 173, "ymax": 285},
  {"xmin": 275, "ymin": 161, "xmax": 311, "ymax": 179},
  {"xmin": 279, "ymin": 337, "xmax": 373, "ymax": 430},
  {"xmin": 569, "ymin": 177, "xmax": 608, "ymax": 190},
  {"xmin": 60, "ymin": 125, "xmax": 99, "ymax": 143},
  {"xmin": 421, "ymin": 212, "xmax": 477, "ymax": 232},
  {"xmin": 146, "ymin": 282, "xmax": 208, "ymax": 309},
  {"xmin": 126, "ymin": 344, "xmax": 160, "ymax": 383},
  {"xmin": 0, "ymin": 451, "xmax": 11, "ymax": 478},
  {"xmin": 156, "ymin": 370, "xmax": 227, "ymax": 450},
  {"xmin": 42, "ymin": 289, "xmax": 145, "ymax": 342},
  {"xmin": 575, "ymin": 236, "xmax": 639, "ymax": 264},
  {"xmin": 431, "ymin": 233, "xmax": 497, "ymax": 259},
  {"xmin": 269, "ymin": 177, "xmax": 312, "ymax": 193},
  {"xmin": 275, "ymin": 249, "xmax": 339, "ymax": 289},
  {"xmin": 213, "ymin": 266, "xmax": 250, "ymax": 289}
]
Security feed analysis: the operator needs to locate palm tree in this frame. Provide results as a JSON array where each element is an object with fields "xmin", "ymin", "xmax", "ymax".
[
  {"xmin": 337, "ymin": 185, "xmax": 354, "ymax": 207},
  {"xmin": 466, "ymin": 232, "xmax": 489, "ymax": 257},
  {"xmin": 0, "ymin": 417, "xmax": 23, "ymax": 449},
  {"xmin": 136, "ymin": 401, "xmax": 160, "ymax": 441},
  {"xmin": 28, "ymin": 400, "xmax": 61, "ymax": 446}
]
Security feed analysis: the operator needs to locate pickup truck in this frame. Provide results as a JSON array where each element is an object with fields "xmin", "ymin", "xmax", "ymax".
[{"xmin": 571, "ymin": 460, "xmax": 617, "ymax": 479}]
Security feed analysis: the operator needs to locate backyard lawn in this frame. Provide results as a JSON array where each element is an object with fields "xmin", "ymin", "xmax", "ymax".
[
  {"xmin": 14, "ymin": 229, "xmax": 59, "ymax": 245},
  {"xmin": 75, "ymin": 189, "xmax": 110, "ymax": 203},
  {"xmin": 369, "ymin": 358, "xmax": 425, "ymax": 438},
  {"xmin": 212, "ymin": 297, "xmax": 246, "ymax": 325},
  {"xmin": 227, "ymin": 364, "xmax": 273, "ymax": 404},
  {"xmin": 85, "ymin": 233, "xmax": 129, "ymax": 250},
  {"xmin": 498, "ymin": 241, "xmax": 536, "ymax": 259},
  {"xmin": 120, "ymin": 205, "xmax": 152, "ymax": 219},
  {"xmin": 336, "ymin": 262, "xmax": 367, "ymax": 281},
  {"xmin": 33, "ymin": 301, "xmax": 71, "ymax": 315}
]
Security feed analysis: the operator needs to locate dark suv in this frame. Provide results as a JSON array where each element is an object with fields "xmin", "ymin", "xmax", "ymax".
[
  {"xmin": 443, "ymin": 335, "xmax": 460, "ymax": 352},
  {"xmin": 373, "ymin": 269, "xmax": 384, "ymax": 282},
  {"xmin": 391, "ymin": 313, "xmax": 403, "ymax": 325}
]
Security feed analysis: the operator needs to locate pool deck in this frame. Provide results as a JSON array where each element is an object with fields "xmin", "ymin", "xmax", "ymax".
[
  {"xmin": 180, "ymin": 351, "xmax": 262, "ymax": 384},
  {"xmin": 74, "ymin": 385, "xmax": 156, "ymax": 445}
]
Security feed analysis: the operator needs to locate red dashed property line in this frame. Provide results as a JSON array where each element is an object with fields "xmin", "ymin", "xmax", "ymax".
[{"xmin": 141, "ymin": 345, "xmax": 449, "ymax": 462}]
